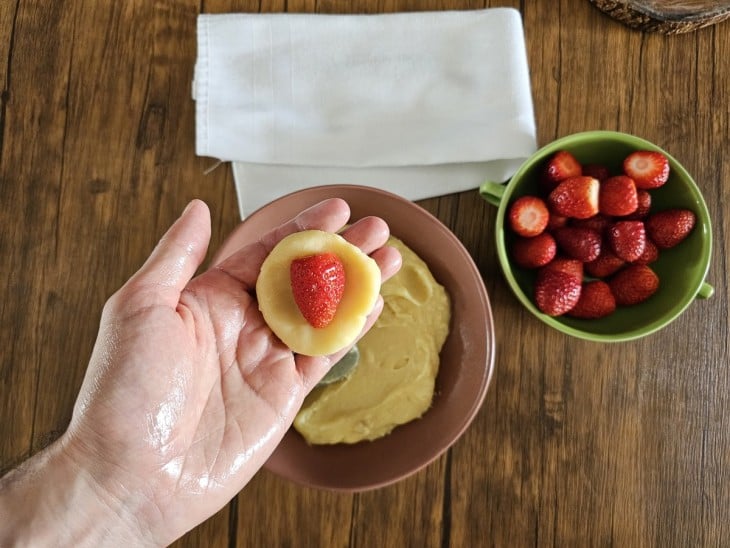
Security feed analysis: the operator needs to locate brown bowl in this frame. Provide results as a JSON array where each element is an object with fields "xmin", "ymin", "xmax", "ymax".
[{"xmin": 212, "ymin": 185, "xmax": 495, "ymax": 492}]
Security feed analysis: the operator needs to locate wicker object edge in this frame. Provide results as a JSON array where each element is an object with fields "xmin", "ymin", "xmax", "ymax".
[{"xmin": 589, "ymin": 0, "xmax": 730, "ymax": 33}]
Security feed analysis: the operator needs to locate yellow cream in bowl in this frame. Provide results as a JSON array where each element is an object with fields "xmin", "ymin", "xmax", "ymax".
[{"xmin": 294, "ymin": 236, "xmax": 451, "ymax": 444}]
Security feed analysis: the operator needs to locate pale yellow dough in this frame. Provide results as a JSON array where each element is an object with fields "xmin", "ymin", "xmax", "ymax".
[
  {"xmin": 294, "ymin": 236, "xmax": 451, "ymax": 444},
  {"xmin": 256, "ymin": 230, "xmax": 381, "ymax": 357}
]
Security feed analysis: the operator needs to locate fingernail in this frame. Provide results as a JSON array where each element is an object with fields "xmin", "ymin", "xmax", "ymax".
[{"xmin": 182, "ymin": 200, "xmax": 196, "ymax": 216}]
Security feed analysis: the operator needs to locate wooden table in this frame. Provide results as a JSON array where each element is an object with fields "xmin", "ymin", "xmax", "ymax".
[{"xmin": 1, "ymin": 1, "xmax": 728, "ymax": 546}]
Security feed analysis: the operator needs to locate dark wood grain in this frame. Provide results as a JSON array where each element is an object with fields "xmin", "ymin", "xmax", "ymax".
[{"xmin": 1, "ymin": 0, "xmax": 728, "ymax": 547}]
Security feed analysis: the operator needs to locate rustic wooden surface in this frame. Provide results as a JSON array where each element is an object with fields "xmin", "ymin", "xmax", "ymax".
[{"xmin": 1, "ymin": 1, "xmax": 728, "ymax": 546}]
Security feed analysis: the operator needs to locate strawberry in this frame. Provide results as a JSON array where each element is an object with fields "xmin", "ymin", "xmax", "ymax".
[
  {"xmin": 645, "ymin": 208, "xmax": 696, "ymax": 249},
  {"xmin": 623, "ymin": 150, "xmax": 670, "ymax": 189},
  {"xmin": 541, "ymin": 150, "xmax": 583, "ymax": 192},
  {"xmin": 582, "ymin": 164, "xmax": 610, "ymax": 181},
  {"xmin": 571, "ymin": 213, "xmax": 612, "ymax": 236},
  {"xmin": 546, "ymin": 212, "xmax": 569, "ymax": 231},
  {"xmin": 625, "ymin": 189, "xmax": 652, "ymax": 220},
  {"xmin": 542, "ymin": 257, "xmax": 584, "ymax": 281},
  {"xmin": 609, "ymin": 264, "xmax": 659, "ymax": 306},
  {"xmin": 584, "ymin": 248, "xmax": 625, "ymax": 278},
  {"xmin": 290, "ymin": 253, "xmax": 346, "ymax": 328},
  {"xmin": 548, "ymin": 176, "xmax": 600, "ymax": 219},
  {"xmin": 599, "ymin": 175, "xmax": 638, "ymax": 216},
  {"xmin": 512, "ymin": 233, "xmax": 557, "ymax": 269},
  {"xmin": 508, "ymin": 195, "xmax": 550, "ymax": 237},
  {"xmin": 553, "ymin": 227, "xmax": 602, "ymax": 262},
  {"xmin": 634, "ymin": 238, "xmax": 659, "ymax": 265},
  {"xmin": 608, "ymin": 220, "xmax": 646, "ymax": 262},
  {"xmin": 534, "ymin": 268, "xmax": 582, "ymax": 316},
  {"xmin": 568, "ymin": 280, "xmax": 616, "ymax": 319}
]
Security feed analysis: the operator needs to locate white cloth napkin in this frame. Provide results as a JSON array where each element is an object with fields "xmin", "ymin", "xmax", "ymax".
[{"xmin": 193, "ymin": 9, "xmax": 537, "ymax": 218}]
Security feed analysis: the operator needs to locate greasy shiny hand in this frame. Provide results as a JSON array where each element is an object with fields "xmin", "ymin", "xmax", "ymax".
[{"xmin": 63, "ymin": 199, "xmax": 401, "ymax": 545}]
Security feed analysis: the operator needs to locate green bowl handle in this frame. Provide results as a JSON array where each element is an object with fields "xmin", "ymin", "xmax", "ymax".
[
  {"xmin": 697, "ymin": 281, "xmax": 714, "ymax": 299},
  {"xmin": 479, "ymin": 181, "xmax": 507, "ymax": 207}
]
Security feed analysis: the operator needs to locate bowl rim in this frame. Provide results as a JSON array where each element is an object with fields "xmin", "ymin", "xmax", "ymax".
[
  {"xmin": 212, "ymin": 183, "xmax": 496, "ymax": 491},
  {"xmin": 493, "ymin": 130, "xmax": 713, "ymax": 342}
]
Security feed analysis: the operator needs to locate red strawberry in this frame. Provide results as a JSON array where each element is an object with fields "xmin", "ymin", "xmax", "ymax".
[
  {"xmin": 548, "ymin": 176, "xmax": 600, "ymax": 219},
  {"xmin": 534, "ymin": 269, "xmax": 582, "ymax": 316},
  {"xmin": 290, "ymin": 253, "xmax": 346, "ymax": 328},
  {"xmin": 582, "ymin": 164, "xmax": 611, "ymax": 181},
  {"xmin": 609, "ymin": 264, "xmax": 660, "ymax": 306},
  {"xmin": 546, "ymin": 212, "xmax": 569, "ymax": 231},
  {"xmin": 608, "ymin": 220, "xmax": 646, "ymax": 262},
  {"xmin": 541, "ymin": 150, "xmax": 583, "ymax": 191},
  {"xmin": 634, "ymin": 238, "xmax": 659, "ymax": 265},
  {"xmin": 568, "ymin": 280, "xmax": 616, "ymax": 319},
  {"xmin": 645, "ymin": 208, "xmax": 696, "ymax": 249},
  {"xmin": 571, "ymin": 213, "xmax": 612, "ymax": 236},
  {"xmin": 623, "ymin": 150, "xmax": 670, "ymax": 189},
  {"xmin": 625, "ymin": 189, "xmax": 652, "ymax": 220},
  {"xmin": 599, "ymin": 175, "xmax": 638, "ymax": 216},
  {"xmin": 508, "ymin": 195, "xmax": 549, "ymax": 237},
  {"xmin": 512, "ymin": 233, "xmax": 557, "ymax": 269},
  {"xmin": 543, "ymin": 257, "xmax": 584, "ymax": 281},
  {"xmin": 553, "ymin": 227, "xmax": 602, "ymax": 262},
  {"xmin": 584, "ymin": 248, "xmax": 625, "ymax": 278}
]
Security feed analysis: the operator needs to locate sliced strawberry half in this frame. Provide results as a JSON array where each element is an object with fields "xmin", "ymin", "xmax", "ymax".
[
  {"xmin": 623, "ymin": 150, "xmax": 670, "ymax": 189},
  {"xmin": 548, "ymin": 176, "xmax": 600, "ymax": 220},
  {"xmin": 508, "ymin": 195, "xmax": 550, "ymax": 237},
  {"xmin": 290, "ymin": 253, "xmax": 346, "ymax": 328}
]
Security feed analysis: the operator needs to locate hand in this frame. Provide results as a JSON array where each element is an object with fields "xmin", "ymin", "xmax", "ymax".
[{"xmin": 0, "ymin": 198, "xmax": 401, "ymax": 546}]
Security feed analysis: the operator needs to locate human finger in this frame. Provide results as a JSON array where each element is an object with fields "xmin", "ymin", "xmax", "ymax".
[
  {"xmin": 213, "ymin": 198, "xmax": 351, "ymax": 290},
  {"xmin": 120, "ymin": 199, "xmax": 211, "ymax": 308},
  {"xmin": 337, "ymin": 216, "xmax": 390, "ymax": 255},
  {"xmin": 370, "ymin": 245, "xmax": 402, "ymax": 284}
]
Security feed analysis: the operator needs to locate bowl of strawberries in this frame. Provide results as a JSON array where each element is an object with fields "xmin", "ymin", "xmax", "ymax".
[{"xmin": 480, "ymin": 130, "xmax": 713, "ymax": 342}]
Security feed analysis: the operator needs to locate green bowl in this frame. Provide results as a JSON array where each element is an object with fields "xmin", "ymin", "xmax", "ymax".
[{"xmin": 480, "ymin": 130, "xmax": 713, "ymax": 342}]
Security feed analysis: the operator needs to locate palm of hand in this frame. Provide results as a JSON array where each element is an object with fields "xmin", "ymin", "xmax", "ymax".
[{"xmin": 64, "ymin": 199, "xmax": 399, "ymax": 543}]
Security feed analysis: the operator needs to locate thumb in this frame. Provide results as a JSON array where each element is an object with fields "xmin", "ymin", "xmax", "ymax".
[{"xmin": 123, "ymin": 199, "xmax": 211, "ymax": 308}]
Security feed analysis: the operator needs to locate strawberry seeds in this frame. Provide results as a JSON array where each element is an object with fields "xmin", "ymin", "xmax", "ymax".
[
  {"xmin": 507, "ymin": 149, "xmax": 696, "ymax": 318},
  {"xmin": 290, "ymin": 253, "xmax": 346, "ymax": 328}
]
